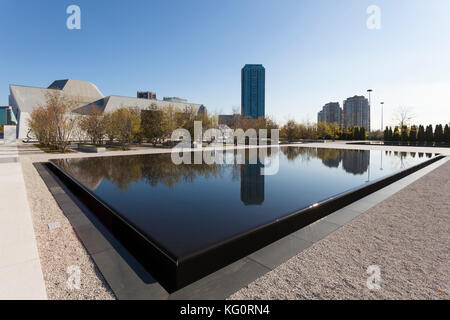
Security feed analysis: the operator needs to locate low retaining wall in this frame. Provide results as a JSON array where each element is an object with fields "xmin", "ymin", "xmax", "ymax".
[
  {"xmin": 3, "ymin": 125, "xmax": 17, "ymax": 145},
  {"xmin": 78, "ymin": 145, "xmax": 106, "ymax": 153}
]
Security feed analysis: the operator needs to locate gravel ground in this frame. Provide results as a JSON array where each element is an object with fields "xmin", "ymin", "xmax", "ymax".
[
  {"xmin": 19, "ymin": 145, "xmax": 116, "ymax": 300},
  {"xmin": 230, "ymin": 159, "xmax": 450, "ymax": 300}
]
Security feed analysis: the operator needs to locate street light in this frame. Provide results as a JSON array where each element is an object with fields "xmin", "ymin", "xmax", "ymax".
[{"xmin": 367, "ymin": 89, "xmax": 373, "ymax": 133}]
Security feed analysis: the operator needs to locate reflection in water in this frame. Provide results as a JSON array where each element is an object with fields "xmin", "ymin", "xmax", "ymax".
[
  {"xmin": 342, "ymin": 150, "xmax": 370, "ymax": 175},
  {"xmin": 54, "ymin": 148, "xmax": 434, "ymax": 208},
  {"xmin": 50, "ymin": 147, "xmax": 437, "ymax": 261},
  {"xmin": 56, "ymin": 151, "xmax": 268, "ymax": 206},
  {"xmin": 241, "ymin": 162, "xmax": 265, "ymax": 206},
  {"xmin": 383, "ymin": 150, "xmax": 435, "ymax": 169},
  {"xmin": 281, "ymin": 147, "xmax": 370, "ymax": 175},
  {"xmin": 317, "ymin": 148, "xmax": 341, "ymax": 168},
  {"xmin": 55, "ymin": 154, "xmax": 222, "ymax": 191}
]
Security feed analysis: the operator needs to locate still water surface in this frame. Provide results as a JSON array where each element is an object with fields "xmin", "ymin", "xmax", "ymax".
[{"xmin": 51, "ymin": 147, "xmax": 435, "ymax": 258}]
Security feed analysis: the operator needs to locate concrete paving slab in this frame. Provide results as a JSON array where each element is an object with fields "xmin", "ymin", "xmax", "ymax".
[
  {"xmin": 169, "ymin": 258, "xmax": 271, "ymax": 300},
  {"xmin": 323, "ymin": 207, "xmax": 362, "ymax": 226},
  {"xmin": 248, "ymin": 235, "xmax": 313, "ymax": 270},
  {"xmin": 292, "ymin": 219, "xmax": 341, "ymax": 243},
  {"xmin": 0, "ymin": 241, "xmax": 40, "ymax": 269},
  {"xmin": 0, "ymin": 157, "xmax": 18, "ymax": 164},
  {"xmin": 0, "ymin": 259, "xmax": 46, "ymax": 300},
  {"xmin": 0, "ymin": 144, "xmax": 47, "ymax": 299}
]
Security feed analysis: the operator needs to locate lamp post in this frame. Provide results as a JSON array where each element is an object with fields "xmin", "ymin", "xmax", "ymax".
[{"xmin": 367, "ymin": 89, "xmax": 373, "ymax": 133}]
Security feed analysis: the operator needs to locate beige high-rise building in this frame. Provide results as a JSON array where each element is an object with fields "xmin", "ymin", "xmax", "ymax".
[
  {"xmin": 317, "ymin": 102, "xmax": 342, "ymax": 128},
  {"xmin": 343, "ymin": 95, "xmax": 370, "ymax": 131}
]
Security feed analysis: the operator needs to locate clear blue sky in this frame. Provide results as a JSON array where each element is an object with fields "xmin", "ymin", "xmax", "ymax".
[{"xmin": 1, "ymin": 0, "xmax": 449, "ymax": 129}]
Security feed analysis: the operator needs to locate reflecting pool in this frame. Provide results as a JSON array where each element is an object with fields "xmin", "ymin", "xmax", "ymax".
[{"xmin": 50, "ymin": 147, "xmax": 437, "ymax": 259}]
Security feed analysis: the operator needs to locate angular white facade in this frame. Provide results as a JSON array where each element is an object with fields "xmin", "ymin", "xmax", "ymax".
[
  {"xmin": 71, "ymin": 95, "xmax": 206, "ymax": 116},
  {"xmin": 9, "ymin": 80, "xmax": 104, "ymax": 139},
  {"xmin": 8, "ymin": 79, "xmax": 206, "ymax": 139}
]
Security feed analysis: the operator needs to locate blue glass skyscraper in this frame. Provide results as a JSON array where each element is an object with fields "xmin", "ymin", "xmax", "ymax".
[{"xmin": 241, "ymin": 64, "xmax": 265, "ymax": 119}]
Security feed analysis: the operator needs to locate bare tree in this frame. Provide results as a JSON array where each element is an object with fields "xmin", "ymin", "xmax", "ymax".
[
  {"xmin": 72, "ymin": 114, "xmax": 88, "ymax": 143},
  {"xmin": 28, "ymin": 105, "xmax": 53, "ymax": 146},
  {"xmin": 141, "ymin": 103, "xmax": 167, "ymax": 146},
  {"xmin": 79, "ymin": 106, "xmax": 106, "ymax": 145},
  {"xmin": 393, "ymin": 106, "xmax": 415, "ymax": 128},
  {"xmin": 108, "ymin": 106, "xmax": 141, "ymax": 149},
  {"xmin": 46, "ymin": 91, "xmax": 79, "ymax": 152},
  {"xmin": 280, "ymin": 119, "xmax": 298, "ymax": 141},
  {"xmin": 29, "ymin": 91, "xmax": 78, "ymax": 152}
]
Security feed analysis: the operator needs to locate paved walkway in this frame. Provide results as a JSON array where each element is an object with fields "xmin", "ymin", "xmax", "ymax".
[{"xmin": 0, "ymin": 141, "xmax": 47, "ymax": 299}]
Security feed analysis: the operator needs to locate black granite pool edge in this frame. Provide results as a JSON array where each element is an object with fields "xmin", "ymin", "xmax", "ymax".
[
  {"xmin": 45, "ymin": 161, "xmax": 180, "ymax": 292},
  {"xmin": 46, "ymin": 154, "xmax": 445, "ymax": 292},
  {"xmin": 175, "ymin": 154, "xmax": 445, "ymax": 289}
]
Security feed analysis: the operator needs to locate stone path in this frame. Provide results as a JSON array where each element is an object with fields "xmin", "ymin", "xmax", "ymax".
[{"xmin": 0, "ymin": 142, "xmax": 47, "ymax": 299}]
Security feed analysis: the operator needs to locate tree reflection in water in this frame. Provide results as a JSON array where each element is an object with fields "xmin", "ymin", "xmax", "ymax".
[
  {"xmin": 56, "ymin": 153, "xmax": 222, "ymax": 191},
  {"xmin": 54, "ymin": 147, "xmax": 435, "ymax": 198}
]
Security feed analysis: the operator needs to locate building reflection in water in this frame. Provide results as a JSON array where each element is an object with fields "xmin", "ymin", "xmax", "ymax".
[
  {"xmin": 342, "ymin": 150, "xmax": 370, "ymax": 175},
  {"xmin": 56, "ymin": 147, "xmax": 431, "ymax": 209},
  {"xmin": 56, "ymin": 150, "xmax": 270, "ymax": 206},
  {"xmin": 317, "ymin": 148, "xmax": 341, "ymax": 168},
  {"xmin": 240, "ymin": 161, "xmax": 265, "ymax": 206},
  {"xmin": 281, "ymin": 147, "xmax": 370, "ymax": 175}
]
